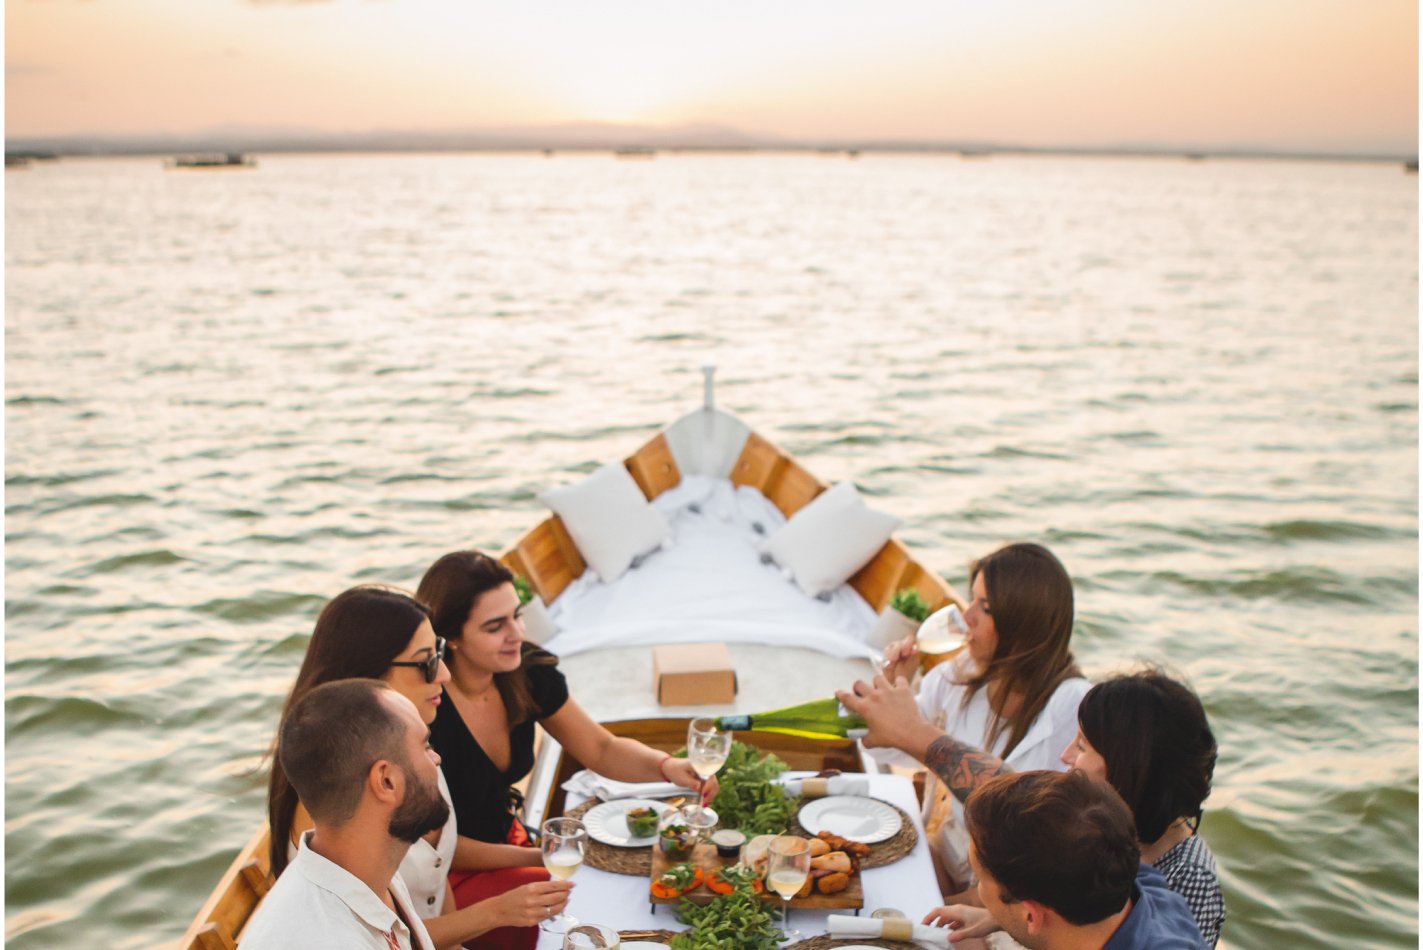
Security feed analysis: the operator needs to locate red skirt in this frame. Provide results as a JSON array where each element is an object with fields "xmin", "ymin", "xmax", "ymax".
[{"xmin": 448, "ymin": 819, "xmax": 550, "ymax": 950}]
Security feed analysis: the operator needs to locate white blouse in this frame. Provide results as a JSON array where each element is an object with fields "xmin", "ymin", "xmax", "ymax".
[{"xmin": 400, "ymin": 767, "xmax": 460, "ymax": 919}]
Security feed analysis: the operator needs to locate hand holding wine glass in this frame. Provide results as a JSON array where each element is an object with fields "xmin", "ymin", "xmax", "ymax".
[
  {"xmin": 879, "ymin": 635, "xmax": 919, "ymax": 684},
  {"xmin": 686, "ymin": 717, "xmax": 730, "ymax": 814},
  {"xmin": 540, "ymin": 818, "xmax": 587, "ymax": 934}
]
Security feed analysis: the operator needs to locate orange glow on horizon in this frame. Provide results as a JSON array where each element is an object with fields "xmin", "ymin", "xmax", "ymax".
[{"xmin": 5, "ymin": 0, "xmax": 1416, "ymax": 154}]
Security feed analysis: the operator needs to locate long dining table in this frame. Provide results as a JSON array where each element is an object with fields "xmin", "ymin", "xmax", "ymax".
[{"xmin": 534, "ymin": 771, "xmax": 943, "ymax": 949}]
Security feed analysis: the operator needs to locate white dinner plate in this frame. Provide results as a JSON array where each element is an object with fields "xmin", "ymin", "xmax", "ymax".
[
  {"xmin": 582, "ymin": 798, "xmax": 671, "ymax": 847},
  {"xmin": 797, "ymin": 795, "xmax": 901, "ymax": 844},
  {"xmin": 621, "ymin": 943, "xmax": 670, "ymax": 950}
]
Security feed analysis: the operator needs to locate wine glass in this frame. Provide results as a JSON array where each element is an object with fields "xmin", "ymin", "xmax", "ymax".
[
  {"xmin": 562, "ymin": 923, "xmax": 620, "ymax": 949},
  {"xmin": 686, "ymin": 717, "xmax": 730, "ymax": 819},
  {"xmin": 540, "ymin": 818, "xmax": 587, "ymax": 934},
  {"xmin": 915, "ymin": 604, "xmax": 968, "ymax": 673},
  {"xmin": 765, "ymin": 836, "xmax": 812, "ymax": 940}
]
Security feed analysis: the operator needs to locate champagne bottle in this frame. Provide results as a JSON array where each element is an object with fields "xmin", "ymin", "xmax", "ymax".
[{"xmin": 714, "ymin": 697, "xmax": 867, "ymax": 741}]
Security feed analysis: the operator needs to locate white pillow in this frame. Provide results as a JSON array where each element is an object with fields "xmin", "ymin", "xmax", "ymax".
[
  {"xmin": 540, "ymin": 464, "xmax": 671, "ymax": 583},
  {"xmin": 757, "ymin": 481, "xmax": 900, "ymax": 597}
]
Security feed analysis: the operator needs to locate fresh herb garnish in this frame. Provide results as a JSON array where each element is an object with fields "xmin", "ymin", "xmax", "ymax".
[
  {"xmin": 659, "ymin": 863, "xmax": 699, "ymax": 890},
  {"xmin": 671, "ymin": 880, "xmax": 782, "ymax": 949},
  {"xmin": 704, "ymin": 741, "xmax": 798, "ymax": 837}
]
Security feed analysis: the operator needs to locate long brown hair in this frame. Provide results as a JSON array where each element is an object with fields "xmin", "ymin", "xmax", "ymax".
[
  {"xmin": 415, "ymin": 550, "xmax": 556, "ymax": 729},
  {"xmin": 267, "ymin": 585, "xmax": 431, "ymax": 877},
  {"xmin": 959, "ymin": 542, "xmax": 1081, "ymax": 757}
]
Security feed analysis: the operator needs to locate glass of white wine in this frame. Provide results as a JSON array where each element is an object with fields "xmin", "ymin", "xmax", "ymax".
[
  {"xmin": 686, "ymin": 717, "xmax": 730, "ymax": 821},
  {"xmin": 540, "ymin": 817, "xmax": 587, "ymax": 934},
  {"xmin": 765, "ymin": 836, "xmax": 811, "ymax": 941},
  {"xmin": 915, "ymin": 603, "xmax": 968, "ymax": 672}
]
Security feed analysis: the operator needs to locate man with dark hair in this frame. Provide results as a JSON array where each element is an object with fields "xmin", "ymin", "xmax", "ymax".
[
  {"xmin": 242, "ymin": 679, "xmax": 448, "ymax": 949},
  {"xmin": 933, "ymin": 771, "xmax": 1205, "ymax": 949}
]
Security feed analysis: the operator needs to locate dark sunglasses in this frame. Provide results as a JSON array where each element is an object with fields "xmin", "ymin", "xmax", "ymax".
[{"xmin": 389, "ymin": 636, "xmax": 446, "ymax": 683}]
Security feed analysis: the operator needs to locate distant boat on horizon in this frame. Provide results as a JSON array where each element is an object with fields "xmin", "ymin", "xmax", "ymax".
[
  {"xmin": 614, "ymin": 146, "xmax": 655, "ymax": 160},
  {"xmin": 1405, "ymin": 159, "xmax": 1418, "ymax": 174},
  {"xmin": 6, "ymin": 150, "xmax": 57, "ymax": 168},
  {"xmin": 166, "ymin": 153, "xmax": 256, "ymax": 169}
]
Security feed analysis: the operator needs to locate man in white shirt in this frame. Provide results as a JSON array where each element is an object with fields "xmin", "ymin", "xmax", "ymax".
[{"xmin": 242, "ymin": 679, "xmax": 450, "ymax": 949}]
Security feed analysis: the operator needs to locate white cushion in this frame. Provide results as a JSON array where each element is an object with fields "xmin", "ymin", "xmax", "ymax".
[
  {"xmin": 540, "ymin": 464, "xmax": 671, "ymax": 583},
  {"xmin": 757, "ymin": 481, "xmax": 900, "ymax": 597}
]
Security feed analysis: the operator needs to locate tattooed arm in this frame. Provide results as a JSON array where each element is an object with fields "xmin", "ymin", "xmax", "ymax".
[
  {"xmin": 837, "ymin": 675, "xmax": 1010, "ymax": 803},
  {"xmin": 922, "ymin": 733, "xmax": 1011, "ymax": 803}
]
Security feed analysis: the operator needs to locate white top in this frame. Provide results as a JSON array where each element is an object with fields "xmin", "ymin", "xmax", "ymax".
[
  {"xmin": 399, "ymin": 768, "xmax": 459, "ymax": 919},
  {"xmin": 872, "ymin": 654, "xmax": 1089, "ymax": 884},
  {"xmin": 916, "ymin": 654, "xmax": 1088, "ymax": 771},
  {"xmin": 244, "ymin": 830, "xmax": 435, "ymax": 950},
  {"xmin": 533, "ymin": 773, "xmax": 940, "ymax": 950}
]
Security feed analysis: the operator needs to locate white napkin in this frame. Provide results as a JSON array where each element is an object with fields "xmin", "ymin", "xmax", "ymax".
[
  {"xmin": 827, "ymin": 914, "xmax": 949, "ymax": 948},
  {"xmin": 779, "ymin": 775, "xmax": 870, "ymax": 799},
  {"xmin": 562, "ymin": 769, "xmax": 686, "ymax": 802}
]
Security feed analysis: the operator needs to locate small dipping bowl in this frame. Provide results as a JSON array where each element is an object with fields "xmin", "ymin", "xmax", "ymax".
[
  {"xmin": 710, "ymin": 828, "xmax": 746, "ymax": 859},
  {"xmin": 871, "ymin": 908, "xmax": 908, "ymax": 920}
]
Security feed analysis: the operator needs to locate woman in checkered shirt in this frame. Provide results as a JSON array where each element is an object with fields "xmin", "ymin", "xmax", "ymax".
[{"xmin": 1063, "ymin": 670, "xmax": 1225, "ymax": 947}]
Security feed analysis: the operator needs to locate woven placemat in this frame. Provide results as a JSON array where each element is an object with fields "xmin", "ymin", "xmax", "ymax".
[
  {"xmin": 793, "ymin": 799, "xmax": 919, "ymax": 870},
  {"xmin": 617, "ymin": 929, "xmax": 676, "ymax": 945},
  {"xmin": 565, "ymin": 795, "xmax": 918, "ymax": 875},
  {"xmin": 565, "ymin": 799, "xmax": 655, "ymax": 876},
  {"xmin": 784, "ymin": 937, "xmax": 920, "ymax": 950}
]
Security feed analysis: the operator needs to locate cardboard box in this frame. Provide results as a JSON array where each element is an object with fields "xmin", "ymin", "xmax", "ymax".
[{"xmin": 653, "ymin": 643, "xmax": 737, "ymax": 706}]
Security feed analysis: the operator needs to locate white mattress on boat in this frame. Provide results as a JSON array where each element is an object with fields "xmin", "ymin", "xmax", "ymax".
[{"xmin": 543, "ymin": 475, "xmax": 880, "ymax": 662}]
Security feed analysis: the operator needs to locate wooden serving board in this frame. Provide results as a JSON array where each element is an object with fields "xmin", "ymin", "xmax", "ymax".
[{"xmin": 648, "ymin": 842, "xmax": 863, "ymax": 911}]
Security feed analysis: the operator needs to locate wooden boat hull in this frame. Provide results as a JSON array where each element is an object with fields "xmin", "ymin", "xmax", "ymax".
[{"xmin": 177, "ymin": 408, "xmax": 960, "ymax": 949}]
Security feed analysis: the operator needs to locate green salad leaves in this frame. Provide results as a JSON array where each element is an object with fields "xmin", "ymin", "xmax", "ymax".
[
  {"xmin": 706, "ymin": 741, "xmax": 799, "ymax": 837},
  {"xmin": 670, "ymin": 881, "xmax": 782, "ymax": 950}
]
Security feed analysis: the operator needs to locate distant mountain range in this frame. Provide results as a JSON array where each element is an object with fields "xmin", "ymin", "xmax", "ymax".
[{"xmin": 5, "ymin": 121, "xmax": 1414, "ymax": 162}]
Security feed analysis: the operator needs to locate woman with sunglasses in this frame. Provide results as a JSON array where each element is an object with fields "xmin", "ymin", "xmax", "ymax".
[{"xmin": 266, "ymin": 585, "xmax": 572, "ymax": 950}]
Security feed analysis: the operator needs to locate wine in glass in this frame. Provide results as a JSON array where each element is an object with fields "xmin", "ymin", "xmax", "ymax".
[
  {"xmin": 686, "ymin": 717, "xmax": 730, "ymax": 818},
  {"xmin": 540, "ymin": 817, "xmax": 587, "ymax": 934},
  {"xmin": 765, "ymin": 836, "xmax": 811, "ymax": 941},
  {"xmin": 916, "ymin": 603, "xmax": 968, "ymax": 673}
]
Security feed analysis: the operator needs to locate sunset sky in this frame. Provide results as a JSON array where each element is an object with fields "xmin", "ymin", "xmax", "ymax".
[{"xmin": 6, "ymin": 0, "xmax": 1418, "ymax": 154}]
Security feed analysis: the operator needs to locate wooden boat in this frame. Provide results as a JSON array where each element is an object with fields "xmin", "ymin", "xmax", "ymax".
[
  {"xmin": 166, "ymin": 153, "xmax": 257, "ymax": 170},
  {"xmin": 176, "ymin": 373, "xmax": 961, "ymax": 949}
]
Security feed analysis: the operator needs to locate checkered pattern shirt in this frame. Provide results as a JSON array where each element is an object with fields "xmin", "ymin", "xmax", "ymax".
[{"xmin": 1153, "ymin": 833, "xmax": 1226, "ymax": 948}]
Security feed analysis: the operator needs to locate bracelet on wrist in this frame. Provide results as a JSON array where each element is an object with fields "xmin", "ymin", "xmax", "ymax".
[{"xmin": 657, "ymin": 753, "xmax": 674, "ymax": 781}]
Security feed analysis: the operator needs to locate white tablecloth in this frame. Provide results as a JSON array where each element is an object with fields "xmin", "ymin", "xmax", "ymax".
[{"xmin": 535, "ymin": 772, "xmax": 942, "ymax": 949}]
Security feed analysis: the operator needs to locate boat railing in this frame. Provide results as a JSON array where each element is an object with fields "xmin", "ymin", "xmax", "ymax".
[
  {"xmin": 499, "ymin": 425, "xmax": 958, "ymax": 615},
  {"xmin": 174, "ymin": 824, "xmax": 271, "ymax": 950}
]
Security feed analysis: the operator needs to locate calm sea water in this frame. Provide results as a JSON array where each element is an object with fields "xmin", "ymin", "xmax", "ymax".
[{"xmin": 5, "ymin": 153, "xmax": 1417, "ymax": 949}]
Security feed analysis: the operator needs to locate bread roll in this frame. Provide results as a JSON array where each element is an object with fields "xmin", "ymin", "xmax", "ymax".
[
  {"xmin": 807, "ymin": 837, "xmax": 832, "ymax": 858},
  {"xmin": 816, "ymin": 871, "xmax": 850, "ymax": 894},
  {"xmin": 810, "ymin": 851, "xmax": 851, "ymax": 873}
]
